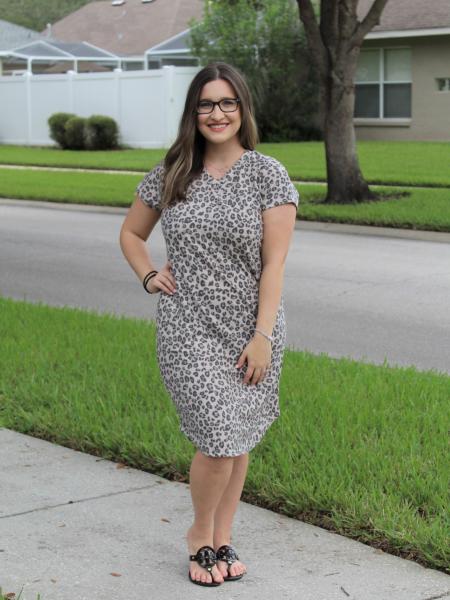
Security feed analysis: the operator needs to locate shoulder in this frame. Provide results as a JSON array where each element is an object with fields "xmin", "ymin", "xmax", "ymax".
[
  {"xmin": 252, "ymin": 150, "xmax": 283, "ymax": 168},
  {"xmin": 142, "ymin": 160, "xmax": 165, "ymax": 182},
  {"xmin": 250, "ymin": 151, "xmax": 299, "ymax": 210},
  {"xmin": 137, "ymin": 160, "xmax": 165, "ymax": 194},
  {"xmin": 250, "ymin": 151, "xmax": 290, "ymax": 184},
  {"xmin": 251, "ymin": 151, "xmax": 288, "ymax": 176},
  {"xmin": 136, "ymin": 159, "xmax": 166, "ymax": 210}
]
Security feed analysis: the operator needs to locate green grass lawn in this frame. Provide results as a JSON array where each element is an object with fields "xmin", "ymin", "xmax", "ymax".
[
  {"xmin": 1, "ymin": 168, "xmax": 450, "ymax": 232},
  {"xmin": 1, "ymin": 141, "xmax": 450, "ymax": 186},
  {"xmin": 0, "ymin": 296, "xmax": 448, "ymax": 574},
  {"xmin": 298, "ymin": 185, "xmax": 450, "ymax": 232}
]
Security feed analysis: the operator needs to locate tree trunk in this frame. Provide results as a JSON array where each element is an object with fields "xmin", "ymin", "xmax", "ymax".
[
  {"xmin": 323, "ymin": 75, "xmax": 376, "ymax": 204},
  {"xmin": 296, "ymin": 0, "xmax": 391, "ymax": 204}
]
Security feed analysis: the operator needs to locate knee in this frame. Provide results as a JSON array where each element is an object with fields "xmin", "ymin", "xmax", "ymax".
[{"xmin": 198, "ymin": 450, "xmax": 234, "ymax": 469}]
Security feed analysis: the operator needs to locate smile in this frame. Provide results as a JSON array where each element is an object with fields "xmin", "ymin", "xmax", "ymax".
[{"xmin": 208, "ymin": 124, "xmax": 229, "ymax": 131}]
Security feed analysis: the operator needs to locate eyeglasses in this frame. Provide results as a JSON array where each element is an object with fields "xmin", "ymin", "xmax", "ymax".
[{"xmin": 196, "ymin": 98, "xmax": 241, "ymax": 114}]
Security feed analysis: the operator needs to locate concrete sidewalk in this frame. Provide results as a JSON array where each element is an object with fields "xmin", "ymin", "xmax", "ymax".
[{"xmin": 1, "ymin": 428, "xmax": 449, "ymax": 600}]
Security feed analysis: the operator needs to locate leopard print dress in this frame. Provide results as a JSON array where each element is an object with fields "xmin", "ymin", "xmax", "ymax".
[{"xmin": 136, "ymin": 149, "xmax": 299, "ymax": 457}]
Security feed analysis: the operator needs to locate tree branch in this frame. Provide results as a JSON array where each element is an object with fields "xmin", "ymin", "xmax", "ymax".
[
  {"xmin": 351, "ymin": 0, "xmax": 390, "ymax": 47},
  {"xmin": 296, "ymin": 0, "xmax": 328, "ymax": 77},
  {"xmin": 320, "ymin": 0, "xmax": 339, "ymax": 55}
]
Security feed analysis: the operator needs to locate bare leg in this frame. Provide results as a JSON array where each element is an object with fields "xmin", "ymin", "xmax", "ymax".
[
  {"xmin": 186, "ymin": 449, "xmax": 234, "ymax": 584},
  {"xmin": 213, "ymin": 452, "xmax": 249, "ymax": 578}
]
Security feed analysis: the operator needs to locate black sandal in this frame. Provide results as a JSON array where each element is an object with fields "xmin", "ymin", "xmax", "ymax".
[
  {"xmin": 188, "ymin": 545, "xmax": 222, "ymax": 586},
  {"xmin": 215, "ymin": 544, "xmax": 245, "ymax": 581}
]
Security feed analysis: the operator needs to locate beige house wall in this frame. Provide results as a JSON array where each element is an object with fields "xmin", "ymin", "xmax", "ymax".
[{"xmin": 354, "ymin": 35, "xmax": 450, "ymax": 141}]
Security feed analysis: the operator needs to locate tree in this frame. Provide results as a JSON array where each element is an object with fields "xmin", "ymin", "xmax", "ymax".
[
  {"xmin": 296, "ymin": 0, "xmax": 389, "ymax": 203},
  {"xmin": 0, "ymin": 0, "xmax": 94, "ymax": 32},
  {"xmin": 188, "ymin": 0, "xmax": 321, "ymax": 142}
]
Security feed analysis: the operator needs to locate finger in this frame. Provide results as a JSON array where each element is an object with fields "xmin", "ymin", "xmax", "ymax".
[
  {"xmin": 236, "ymin": 353, "xmax": 245, "ymax": 369},
  {"xmin": 257, "ymin": 369, "xmax": 266, "ymax": 385},
  {"xmin": 153, "ymin": 278, "xmax": 173, "ymax": 295},
  {"xmin": 160, "ymin": 274, "xmax": 176, "ymax": 293},
  {"xmin": 251, "ymin": 367, "xmax": 263, "ymax": 386},
  {"xmin": 243, "ymin": 365, "xmax": 255, "ymax": 384}
]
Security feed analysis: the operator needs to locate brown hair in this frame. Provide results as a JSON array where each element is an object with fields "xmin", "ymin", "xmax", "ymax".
[{"xmin": 159, "ymin": 61, "xmax": 259, "ymax": 210}]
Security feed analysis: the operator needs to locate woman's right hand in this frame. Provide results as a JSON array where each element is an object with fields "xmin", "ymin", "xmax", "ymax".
[{"xmin": 146, "ymin": 261, "xmax": 177, "ymax": 295}]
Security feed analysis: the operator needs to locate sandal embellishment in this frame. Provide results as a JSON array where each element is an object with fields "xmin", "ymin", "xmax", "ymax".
[
  {"xmin": 188, "ymin": 545, "xmax": 222, "ymax": 587},
  {"xmin": 216, "ymin": 544, "xmax": 245, "ymax": 581}
]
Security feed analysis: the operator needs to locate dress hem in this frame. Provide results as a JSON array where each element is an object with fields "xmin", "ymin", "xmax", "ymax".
[{"xmin": 178, "ymin": 412, "xmax": 280, "ymax": 458}]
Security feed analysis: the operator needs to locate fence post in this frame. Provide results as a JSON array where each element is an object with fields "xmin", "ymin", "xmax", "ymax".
[
  {"xmin": 67, "ymin": 70, "xmax": 75, "ymax": 113},
  {"xmin": 114, "ymin": 68, "xmax": 122, "ymax": 129},
  {"xmin": 24, "ymin": 71, "xmax": 32, "ymax": 145},
  {"xmin": 163, "ymin": 65, "xmax": 176, "ymax": 148}
]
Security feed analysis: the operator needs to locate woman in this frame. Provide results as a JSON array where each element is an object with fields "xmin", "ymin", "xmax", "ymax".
[{"xmin": 119, "ymin": 61, "xmax": 299, "ymax": 587}]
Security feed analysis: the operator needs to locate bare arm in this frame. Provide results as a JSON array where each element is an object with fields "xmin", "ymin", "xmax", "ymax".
[
  {"xmin": 256, "ymin": 203, "xmax": 297, "ymax": 337},
  {"xmin": 119, "ymin": 194, "xmax": 175, "ymax": 295},
  {"xmin": 237, "ymin": 202, "xmax": 297, "ymax": 386}
]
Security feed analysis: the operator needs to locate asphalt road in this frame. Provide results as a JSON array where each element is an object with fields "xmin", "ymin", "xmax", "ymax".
[{"xmin": 1, "ymin": 200, "xmax": 449, "ymax": 376}]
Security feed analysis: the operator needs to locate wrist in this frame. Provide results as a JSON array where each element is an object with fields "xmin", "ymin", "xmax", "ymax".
[
  {"xmin": 254, "ymin": 328, "xmax": 273, "ymax": 343},
  {"xmin": 143, "ymin": 270, "xmax": 158, "ymax": 294}
]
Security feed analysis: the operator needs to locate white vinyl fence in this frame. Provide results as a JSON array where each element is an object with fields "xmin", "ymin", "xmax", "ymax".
[{"xmin": 0, "ymin": 65, "xmax": 200, "ymax": 148}]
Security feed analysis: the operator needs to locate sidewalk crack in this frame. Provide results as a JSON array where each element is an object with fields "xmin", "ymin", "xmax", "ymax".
[{"xmin": 0, "ymin": 483, "xmax": 160, "ymax": 519}]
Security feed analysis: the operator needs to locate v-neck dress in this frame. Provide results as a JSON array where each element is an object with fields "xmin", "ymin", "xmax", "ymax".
[{"xmin": 136, "ymin": 149, "xmax": 299, "ymax": 457}]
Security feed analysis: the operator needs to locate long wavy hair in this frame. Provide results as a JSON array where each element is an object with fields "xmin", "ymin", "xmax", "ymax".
[{"xmin": 159, "ymin": 61, "xmax": 259, "ymax": 210}]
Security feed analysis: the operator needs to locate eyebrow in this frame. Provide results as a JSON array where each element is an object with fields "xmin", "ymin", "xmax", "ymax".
[{"xmin": 198, "ymin": 96, "xmax": 235, "ymax": 102}]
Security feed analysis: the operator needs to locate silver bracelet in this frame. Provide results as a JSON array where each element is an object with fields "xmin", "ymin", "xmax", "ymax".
[{"xmin": 255, "ymin": 328, "xmax": 273, "ymax": 343}]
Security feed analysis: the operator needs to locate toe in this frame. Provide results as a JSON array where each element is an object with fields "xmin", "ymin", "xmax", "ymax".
[
  {"xmin": 213, "ymin": 565, "xmax": 224, "ymax": 583},
  {"xmin": 231, "ymin": 560, "xmax": 245, "ymax": 576},
  {"xmin": 217, "ymin": 560, "xmax": 228, "ymax": 577}
]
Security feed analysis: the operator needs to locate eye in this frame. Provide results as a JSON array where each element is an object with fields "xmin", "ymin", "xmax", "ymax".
[
  {"xmin": 221, "ymin": 99, "xmax": 235, "ymax": 107},
  {"xmin": 198, "ymin": 101, "xmax": 213, "ymax": 108}
]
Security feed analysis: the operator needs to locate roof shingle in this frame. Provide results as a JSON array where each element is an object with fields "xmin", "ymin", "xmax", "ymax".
[
  {"xmin": 0, "ymin": 19, "xmax": 43, "ymax": 51},
  {"xmin": 357, "ymin": 0, "xmax": 450, "ymax": 32},
  {"xmin": 46, "ymin": 0, "xmax": 204, "ymax": 57}
]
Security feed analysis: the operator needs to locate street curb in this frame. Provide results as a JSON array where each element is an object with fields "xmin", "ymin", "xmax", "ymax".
[
  {"xmin": 295, "ymin": 219, "xmax": 450, "ymax": 243},
  {"xmin": 1, "ymin": 197, "xmax": 450, "ymax": 244}
]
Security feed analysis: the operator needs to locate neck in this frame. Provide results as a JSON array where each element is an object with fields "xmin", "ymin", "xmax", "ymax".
[{"xmin": 203, "ymin": 140, "xmax": 246, "ymax": 165}]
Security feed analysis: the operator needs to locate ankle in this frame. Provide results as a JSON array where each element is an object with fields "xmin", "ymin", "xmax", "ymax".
[
  {"xmin": 213, "ymin": 533, "xmax": 231, "ymax": 548},
  {"xmin": 189, "ymin": 522, "xmax": 214, "ymax": 538}
]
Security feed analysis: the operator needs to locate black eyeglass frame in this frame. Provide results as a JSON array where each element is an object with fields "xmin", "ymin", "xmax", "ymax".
[{"xmin": 195, "ymin": 97, "xmax": 241, "ymax": 115}]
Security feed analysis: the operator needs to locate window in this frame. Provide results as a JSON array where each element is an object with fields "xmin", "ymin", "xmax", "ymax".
[
  {"xmin": 354, "ymin": 48, "xmax": 412, "ymax": 118},
  {"xmin": 436, "ymin": 78, "xmax": 450, "ymax": 91}
]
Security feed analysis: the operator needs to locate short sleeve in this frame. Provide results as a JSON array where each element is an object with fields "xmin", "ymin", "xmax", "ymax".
[
  {"xmin": 258, "ymin": 156, "xmax": 299, "ymax": 211},
  {"xmin": 135, "ymin": 162, "xmax": 165, "ymax": 211}
]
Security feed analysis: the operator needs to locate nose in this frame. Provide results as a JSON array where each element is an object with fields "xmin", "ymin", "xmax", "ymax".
[{"xmin": 211, "ymin": 103, "xmax": 225, "ymax": 117}]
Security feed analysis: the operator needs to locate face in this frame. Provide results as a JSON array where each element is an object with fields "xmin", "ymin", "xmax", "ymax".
[{"xmin": 196, "ymin": 78, "xmax": 242, "ymax": 146}]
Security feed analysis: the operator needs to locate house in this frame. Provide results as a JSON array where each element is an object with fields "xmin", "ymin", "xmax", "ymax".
[
  {"xmin": 0, "ymin": 19, "xmax": 43, "ymax": 74},
  {"xmin": 355, "ymin": 0, "xmax": 450, "ymax": 141},
  {"xmin": 0, "ymin": 39, "xmax": 122, "ymax": 75},
  {"xmin": 48, "ymin": 0, "xmax": 203, "ymax": 69},
  {"xmin": 0, "ymin": 19, "xmax": 43, "ymax": 51},
  {"xmin": 146, "ymin": 28, "xmax": 198, "ymax": 69}
]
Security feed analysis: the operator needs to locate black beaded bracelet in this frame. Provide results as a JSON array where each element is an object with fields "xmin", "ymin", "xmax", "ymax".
[{"xmin": 143, "ymin": 270, "xmax": 158, "ymax": 294}]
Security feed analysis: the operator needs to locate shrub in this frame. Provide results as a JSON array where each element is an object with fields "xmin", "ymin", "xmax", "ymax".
[
  {"xmin": 64, "ymin": 116, "xmax": 87, "ymax": 150},
  {"xmin": 84, "ymin": 115, "xmax": 119, "ymax": 150},
  {"xmin": 48, "ymin": 112, "xmax": 76, "ymax": 149}
]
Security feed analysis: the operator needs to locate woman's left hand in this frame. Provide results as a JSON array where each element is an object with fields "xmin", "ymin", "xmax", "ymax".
[{"xmin": 236, "ymin": 335, "xmax": 272, "ymax": 385}]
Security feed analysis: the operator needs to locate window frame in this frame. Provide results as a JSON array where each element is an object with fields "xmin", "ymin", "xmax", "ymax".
[
  {"xmin": 354, "ymin": 46, "xmax": 412, "ymax": 121},
  {"xmin": 436, "ymin": 77, "xmax": 450, "ymax": 92}
]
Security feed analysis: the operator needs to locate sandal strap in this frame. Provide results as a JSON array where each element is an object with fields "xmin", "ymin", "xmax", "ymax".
[
  {"xmin": 189, "ymin": 545, "xmax": 217, "ymax": 571},
  {"xmin": 216, "ymin": 544, "xmax": 239, "ymax": 564}
]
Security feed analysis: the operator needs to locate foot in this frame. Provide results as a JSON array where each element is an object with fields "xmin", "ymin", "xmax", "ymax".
[
  {"xmin": 214, "ymin": 539, "xmax": 247, "ymax": 579},
  {"xmin": 187, "ymin": 525, "xmax": 225, "ymax": 585}
]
